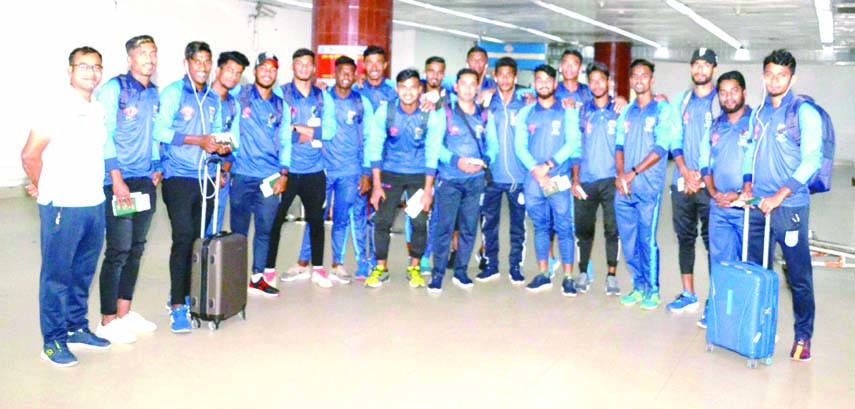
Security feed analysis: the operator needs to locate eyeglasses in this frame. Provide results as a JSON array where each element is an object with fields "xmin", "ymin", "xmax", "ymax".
[{"xmin": 73, "ymin": 63, "xmax": 103, "ymax": 73}]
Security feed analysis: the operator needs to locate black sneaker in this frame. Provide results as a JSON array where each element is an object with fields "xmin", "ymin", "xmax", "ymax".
[
  {"xmin": 249, "ymin": 278, "xmax": 280, "ymax": 297},
  {"xmin": 477, "ymin": 250, "xmax": 487, "ymax": 271},
  {"xmin": 453, "ymin": 274, "xmax": 474, "ymax": 289}
]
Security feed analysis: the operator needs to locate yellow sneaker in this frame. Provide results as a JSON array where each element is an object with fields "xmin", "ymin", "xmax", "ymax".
[
  {"xmin": 365, "ymin": 266, "xmax": 388, "ymax": 288},
  {"xmin": 407, "ymin": 266, "xmax": 426, "ymax": 288}
]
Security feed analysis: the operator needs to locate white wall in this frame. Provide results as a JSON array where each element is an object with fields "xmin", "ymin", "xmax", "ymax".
[
  {"xmin": 649, "ymin": 61, "xmax": 855, "ymax": 165},
  {"xmin": 2, "ymin": 0, "xmax": 853, "ymax": 187}
]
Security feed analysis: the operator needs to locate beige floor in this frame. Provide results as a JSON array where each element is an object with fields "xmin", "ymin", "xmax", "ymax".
[{"xmin": 1, "ymin": 166, "xmax": 853, "ymax": 409}]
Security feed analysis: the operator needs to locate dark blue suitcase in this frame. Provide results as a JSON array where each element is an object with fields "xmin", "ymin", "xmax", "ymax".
[{"xmin": 705, "ymin": 210, "xmax": 778, "ymax": 368}]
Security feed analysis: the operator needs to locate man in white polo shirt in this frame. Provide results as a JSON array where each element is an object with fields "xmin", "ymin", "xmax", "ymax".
[{"xmin": 21, "ymin": 46, "xmax": 112, "ymax": 367}]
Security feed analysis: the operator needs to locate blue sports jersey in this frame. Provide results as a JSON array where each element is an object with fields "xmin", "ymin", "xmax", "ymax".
[
  {"xmin": 555, "ymin": 82, "xmax": 593, "ymax": 110},
  {"xmin": 99, "ymin": 73, "xmax": 161, "ymax": 184},
  {"xmin": 670, "ymin": 89, "xmax": 716, "ymax": 186},
  {"xmin": 325, "ymin": 90, "xmax": 374, "ymax": 177},
  {"xmin": 229, "ymin": 85, "xmax": 290, "ymax": 179},
  {"xmin": 615, "ymin": 99, "xmax": 677, "ymax": 196},
  {"xmin": 700, "ymin": 107, "xmax": 753, "ymax": 194},
  {"xmin": 357, "ymin": 79, "xmax": 397, "ymax": 112},
  {"xmin": 153, "ymin": 76, "xmax": 223, "ymax": 179},
  {"xmin": 745, "ymin": 91, "xmax": 822, "ymax": 207},
  {"xmin": 275, "ymin": 82, "xmax": 336, "ymax": 174},
  {"xmin": 486, "ymin": 91, "xmax": 528, "ymax": 185},
  {"xmin": 367, "ymin": 100, "xmax": 443, "ymax": 175},
  {"xmin": 514, "ymin": 101, "xmax": 581, "ymax": 177},
  {"xmin": 578, "ymin": 98, "xmax": 619, "ymax": 184},
  {"xmin": 438, "ymin": 103, "xmax": 498, "ymax": 180}
]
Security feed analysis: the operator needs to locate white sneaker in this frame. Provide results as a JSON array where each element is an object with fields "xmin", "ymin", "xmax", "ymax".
[
  {"xmin": 280, "ymin": 264, "xmax": 311, "ymax": 282},
  {"xmin": 311, "ymin": 268, "xmax": 333, "ymax": 288},
  {"xmin": 121, "ymin": 311, "xmax": 158, "ymax": 333},
  {"xmin": 329, "ymin": 265, "xmax": 352, "ymax": 284},
  {"xmin": 96, "ymin": 319, "xmax": 137, "ymax": 344}
]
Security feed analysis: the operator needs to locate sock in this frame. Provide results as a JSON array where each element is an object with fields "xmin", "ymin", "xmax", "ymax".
[
  {"xmin": 607, "ymin": 272, "xmax": 616, "ymax": 276},
  {"xmin": 263, "ymin": 268, "xmax": 275, "ymax": 273},
  {"xmin": 313, "ymin": 265, "xmax": 323, "ymax": 271},
  {"xmin": 251, "ymin": 273, "xmax": 263, "ymax": 283}
]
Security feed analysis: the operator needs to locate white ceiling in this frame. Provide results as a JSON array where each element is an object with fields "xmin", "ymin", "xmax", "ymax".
[{"xmin": 391, "ymin": 0, "xmax": 855, "ymax": 63}]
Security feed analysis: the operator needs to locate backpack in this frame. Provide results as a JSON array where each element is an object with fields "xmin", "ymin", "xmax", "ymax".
[
  {"xmin": 281, "ymin": 83, "xmax": 324, "ymax": 120},
  {"xmin": 784, "ymin": 95, "xmax": 835, "ymax": 194},
  {"xmin": 385, "ymin": 101, "xmax": 429, "ymax": 135},
  {"xmin": 237, "ymin": 86, "xmax": 284, "ymax": 128}
]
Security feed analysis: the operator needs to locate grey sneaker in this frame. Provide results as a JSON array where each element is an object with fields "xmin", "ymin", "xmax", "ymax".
[
  {"xmin": 605, "ymin": 275, "xmax": 621, "ymax": 296},
  {"xmin": 330, "ymin": 265, "xmax": 352, "ymax": 284},
  {"xmin": 280, "ymin": 264, "xmax": 311, "ymax": 282},
  {"xmin": 575, "ymin": 272, "xmax": 591, "ymax": 293}
]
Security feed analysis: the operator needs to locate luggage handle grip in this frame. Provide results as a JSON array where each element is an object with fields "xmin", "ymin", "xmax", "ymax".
[{"xmin": 741, "ymin": 208, "xmax": 771, "ymax": 270}]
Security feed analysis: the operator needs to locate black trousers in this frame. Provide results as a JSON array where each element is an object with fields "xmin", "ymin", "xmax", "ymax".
[
  {"xmin": 267, "ymin": 171, "xmax": 326, "ymax": 267},
  {"xmin": 161, "ymin": 177, "xmax": 213, "ymax": 305},
  {"xmin": 374, "ymin": 171, "xmax": 429, "ymax": 261},
  {"xmin": 574, "ymin": 177, "xmax": 619, "ymax": 272},
  {"xmin": 670, "ymin": 185, "xmax": 710, "ymax": 275}
]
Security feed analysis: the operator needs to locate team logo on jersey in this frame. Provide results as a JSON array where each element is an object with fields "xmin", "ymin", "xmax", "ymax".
[
  {"xmin": 644, "ymin": 116, "xmax": 656, "ymax": 133},
  {"xmin": 153, "ymin": 104, "xmax": 159, "ymax": 114},
  {"xmin": 389, "ymin": 126, "xmax": 399, "ymax": 137},
  {"xmin": 754, "ymin": 125, "xmax": 761, "ymax": 137},
  {"xmin": 738, "ymin": 131, "xmax": 750, "ymax": 147},
  {"xmin": 711, "ymin": 132, "xmax": 720, "ymax": 147},
  {"xmin": 123, "ymin": 106, "xmax": 138, "ymax": 119},
  {"xmin": 242, "ymin": 106, "xmax": 252, "ymax": 118},
  {"xmin": 528, "ymin": 124, "xmax": 537, "ymax": 134},
  {"xmin": 208, "ymin": 106, "xmax": 216, "ymax": 122},
  {"xmin": 510, "ymin": 110, "xmax": 518, "ymax": 125},
  {"xmin": 683, "ymin": 112, "xmax": 690, "ymax": 124},
  {"xmin": 607, "ymin": 120, "xmax": 617, "ymax": 135},
  {"xmin": 267, "ymin": 113, "xmax": 277, "ymax": 128},
  {"xmin": 414, "ymin": 127, "xmax": 424, "ymax": 137},
  {"xmin": 346, "ymin": 110, "xmax": 357, "ymax": 125},
  {"xmin": 475, "ymin": 125, "xmax": 484, "ymax": 138},
  {"xmin": 775, "ymin": 123, "xmax": 788, "ymax": 142},
  {"xmin": 449, "ymin": 125, "xmax": 460, "ymax": 136},
  {"xmin": 704, "ymin": 112, "xmax": 712, "ymax": 128},
  {"xmin": 180, "ymin": 106, "xmax": 194, "ymax": 121},
  {"xmin": 624, "ymin": 121, "xmax": 631, "ymax": 134},
  {"xmin": 585, "ymin": 121, "xmax": 593, "ymax": 134},
  {"xmin": 551, "ymin": 120, "xmax": 561, "ymax": 136}
]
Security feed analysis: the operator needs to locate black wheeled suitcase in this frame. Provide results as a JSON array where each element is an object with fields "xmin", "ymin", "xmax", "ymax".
[{"xmin": 190, "ymin": 157, "xmax": 248, "ymax": 330}]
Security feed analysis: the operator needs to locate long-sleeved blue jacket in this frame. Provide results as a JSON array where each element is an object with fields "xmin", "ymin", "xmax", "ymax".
[
  {"xmin": 514, "ymin": 101, "xmax": 581, "ymax": 178},
  {"xmin": 670, "ymin": 89, "xmax": 717, "ymax": 186},
  {"xmin": 229, "ymin": 84, "xmax": 290, "ymax": 179},
  {"xmin": 153, "ymin": 76, "xmax": 222, "ymax": 179},
  {"xmin": 615, "ymin": 98, "xmax": 677, "ymax": 196},
  {"xmin": 99, "ymin": 73, "xmax": 161, "ymax": 185},
  {"xmin": 325, "ymin": 90, "xmax": 374, "ymax": 177},
  {"xmin": 744, "ymin": 91, "xmax": 822, "ymax": 207},
  {"xmin": 700, "ymin": 107, "xmax": 753, "ymax": 194},
  {"xmin": 486, "ymin": 91, "xmax": 528, "ymax": 185},
  {"xmin": 578, "ymin": 98, "xmax": 619, "ymax": 184},
  {"xmin": 438, "ymin": 102, "xmax": 498, "ymax": 180},
  {"xmin": 275, "ymin": 82, "xmax": 336, "ymax": 174},
  {"xmin": 367, "ymin": 100, "xmax": 443, "ymax": 175}
]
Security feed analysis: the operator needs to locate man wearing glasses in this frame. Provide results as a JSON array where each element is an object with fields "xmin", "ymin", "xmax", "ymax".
[{"xmin": 22, "ymin": 46, "xmax": 112, "ymax": 367}]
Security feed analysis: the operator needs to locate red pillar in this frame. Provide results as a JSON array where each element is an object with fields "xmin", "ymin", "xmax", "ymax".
[
  {"xmin": 312, "ymin": 0, "xmax": 393, "ymax": 77},
  {"xmin": 594, "ymin": 41, "xmax": 632, "ymax": 100}
]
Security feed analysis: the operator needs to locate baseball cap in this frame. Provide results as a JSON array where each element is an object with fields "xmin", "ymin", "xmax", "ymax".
[
  {"xmin": 691, "ymin": 48, "xmax": 717, "ymax": 66},
  {"xmin": 256, "ymin": 52, "xmax": 279, "ymax": 68}
]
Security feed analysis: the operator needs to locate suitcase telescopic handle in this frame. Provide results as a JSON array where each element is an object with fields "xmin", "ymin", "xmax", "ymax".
[
  {"xmin": 741, "ymin": 208, "xmax": 771, "ymax": 269},
  {"xmin": 200, "ymin": 157, "xmax": 224, "ymax": 239}
]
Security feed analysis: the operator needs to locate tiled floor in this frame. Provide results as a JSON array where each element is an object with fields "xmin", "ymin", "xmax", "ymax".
[{"xmin": 1, "ymin": 165, "xmax": 853, "ymax": 408}]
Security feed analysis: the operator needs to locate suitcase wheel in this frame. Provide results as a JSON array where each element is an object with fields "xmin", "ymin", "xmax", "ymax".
[
  {"xmin": 764, "ymin": 357, "xmax": 773, "ymax": 366},
  {"xmin": 747, "ymin": 359, "xmax": 758, "ymax": 369},
  {"xmin": 208, "ymin": 320, "xmax": 220, "ymax": 331},
  {"xmin": 191, "ymin": 317, "xmax": 201, "ymax": 329},
  {"xmin": 705, "ymin": 344, "xmax": 714, "ymax": 353}
]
